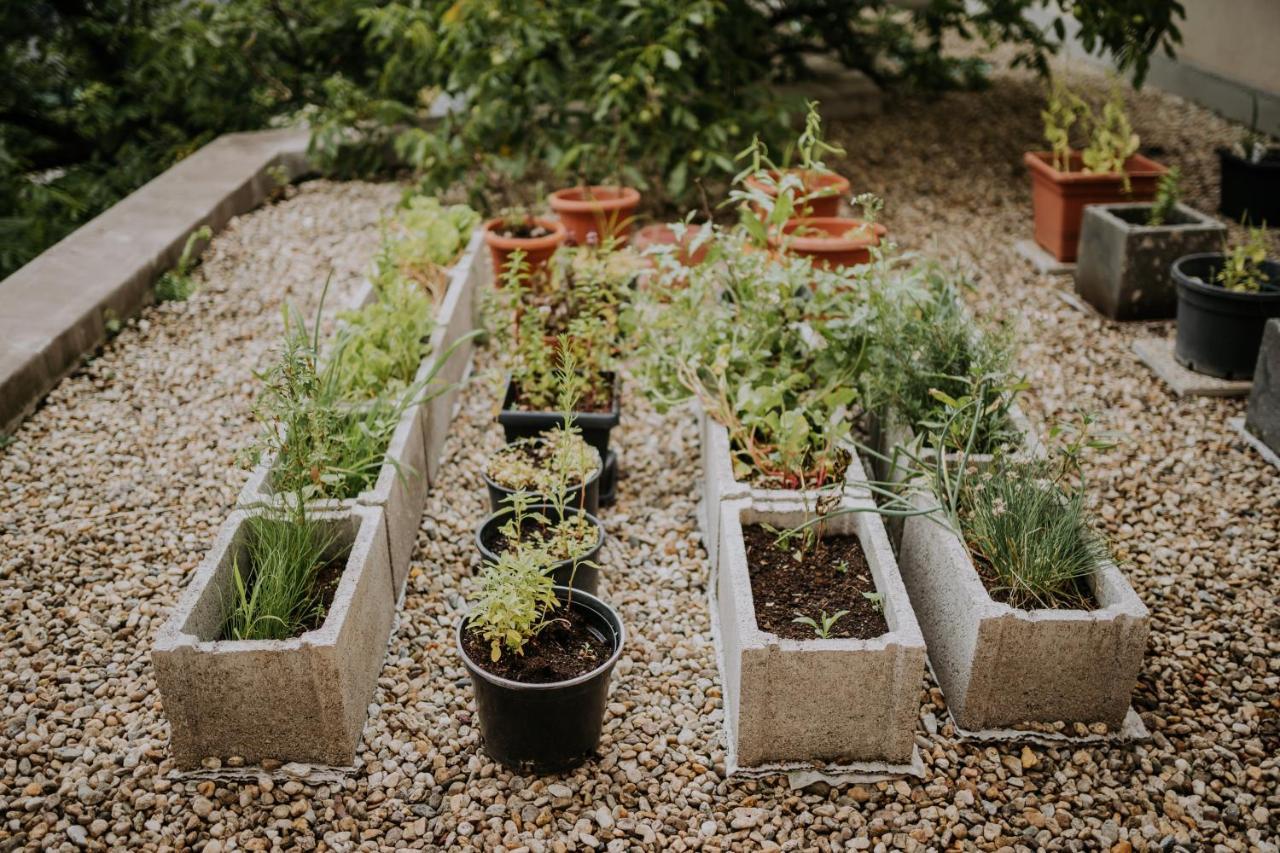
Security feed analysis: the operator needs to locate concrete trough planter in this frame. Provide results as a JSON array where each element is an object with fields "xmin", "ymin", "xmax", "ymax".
[
  {"xmin": 240, "ymin": 393, "xmax": 426, "ymax": 599},
  {"xmin": 1245, "ymin": 318, "xmax": 1280, "ymax": 457},
  {"xmin": 714, "ymin": 452, "xmax": 926, "ymax": 773},
  {"xmin": 1074, "ymin": 203, "xmax": 1226, "ymax": 321},
  {"xmin": 152, "ymin": 505, "xmax": 394, "ymax": 769},
  {"xmin": 897, "ymin": 492, "xmax": 1149, "ymax": 732},
  {"xmin": 696, "ymin": 404, "xmax": 857, "ymax": 571}
]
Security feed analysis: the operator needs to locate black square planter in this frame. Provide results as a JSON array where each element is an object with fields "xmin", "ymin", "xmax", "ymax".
[
  {"xmin": 498, "ymin": 373, "xmax": 622, "ymax": 459},
  {"xmin": 1219, "ymin": 147, "xmax": 1280, "ymax": 227}
]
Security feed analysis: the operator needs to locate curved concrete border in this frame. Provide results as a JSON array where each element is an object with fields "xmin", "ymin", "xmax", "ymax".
[{"xmin": 0, "ymin": 127, "xmax": 311, "ymax": 436}]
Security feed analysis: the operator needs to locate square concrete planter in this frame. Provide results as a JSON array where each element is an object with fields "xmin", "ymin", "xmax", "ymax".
[
  {"xmin": 696, "ymin": 404, "xmax": 859, "ymax": 572},
  {"xmin": 715, "ymin": 451, "xmax": 926, "ymax": 771},
  {"xmin": 1245, "ymin": 318, "xmax": 1280, "ymax": 456},
  {"xmin": 1075, "ymin": 203, "xmax": 1226, "ymax": 320},
  {"xmin": 239, "ymin": 394, "xmax": 426, "ymax": 599},
  {"xmin": 153, "ymin": 505, "xmax": 394, "ymax": 768},
  {"xmin": 897, "ymin": 492, "xmax": 1149, "ymax": 731}
]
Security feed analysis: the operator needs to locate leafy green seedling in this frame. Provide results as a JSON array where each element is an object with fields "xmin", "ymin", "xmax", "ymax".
[{"xmin": 793, "ymin": 609, "xmax": 848, "ymax": 639}]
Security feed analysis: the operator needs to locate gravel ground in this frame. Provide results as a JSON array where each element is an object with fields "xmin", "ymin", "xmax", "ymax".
[{"xmin": 2, "ymin": 58, "xmax": 1278, "ymax": 852}]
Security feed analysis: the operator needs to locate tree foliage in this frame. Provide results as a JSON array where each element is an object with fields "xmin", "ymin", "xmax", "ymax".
[{"xmin": 3, "ymin": 0, "xmax": 1185, "ymax": 279}]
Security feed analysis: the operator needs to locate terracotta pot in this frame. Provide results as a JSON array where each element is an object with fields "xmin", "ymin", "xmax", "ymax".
[
  {"xmin": 745, "ymin": 169, "xmax": 850, "ymax": 218},
  {"xmin": 1024, "ymin": 151, "xmax": 1165, "ymax": 263},
  {"xmin": 483, "ymin": 217, "xmax": 566, "ymax": 283},
  {"xmin": 548, "ymin": 186, "xmax": 640, "ymax": 246},
  {"xmin": 633, "ymin": 223, "xmax": 710, "ymax": 267},
  {"xmin": 774, "ymin": 217, "xmax": 888, "ymax": 269}
]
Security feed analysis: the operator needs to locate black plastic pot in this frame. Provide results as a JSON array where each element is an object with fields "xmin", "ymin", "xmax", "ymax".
[
  {"xmin": 499, "ymin": 373, "xmax": 622, "ymax": 458},
  {"xmin": 1173, "ymin": 253, "xmax": 1280, "ymax": 379},
  {"xmin": 1218, "ymin": 147, "xmax": 1280, "ymax": 226},
  {"xmin": 475, "ymin": 504, "xmax": 605, "ymax": 595},
  {"xmin": 482, "ymin": 439, "xmax": 603, "ymax": 516},
  {"xmin": 457, "ymin": 587, "xmax": 624, "ymax": 774}
]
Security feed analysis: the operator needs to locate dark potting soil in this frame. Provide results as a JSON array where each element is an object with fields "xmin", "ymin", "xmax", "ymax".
[
  {"xmin": 512, "ymin": 379, "xmax": 613, "ymax": 414},
  {"xmin": 486, "ymin": 516, "xmax": 596, "ymax": 562},
  {"xmin": 743, "ymin": 525, "xmax": 889, "ymax": 641},
  {"xmin": 463, "ymin": 605, "xmax": 612, "ymax": 684},
  {"xmin": 968, "ymin": 546, "xmax": 1099, "ymax": 611}
]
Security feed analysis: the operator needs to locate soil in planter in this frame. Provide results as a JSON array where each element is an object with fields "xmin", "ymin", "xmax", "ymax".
[
  {"xmin": 462, "ymin": 605, "xmax": 612, "ymax": 683},
  {"xmin": 743, "ymin": 525, "xmax": 888, "ymax": 640},
  {"xmin": 512, "ymin": 378, "xmax": 613, "ymax": 413}
]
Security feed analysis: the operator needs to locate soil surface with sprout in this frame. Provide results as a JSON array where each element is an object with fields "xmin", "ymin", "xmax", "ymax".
[{"xmin": 2, "ymin": 57, "xmax": 1278, "ymax": 852}]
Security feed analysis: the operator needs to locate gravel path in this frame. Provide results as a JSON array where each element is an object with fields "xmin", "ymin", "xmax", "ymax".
[{"xmin": 2, "ymin": 59, "xmax": 1278, "ymax": 851}]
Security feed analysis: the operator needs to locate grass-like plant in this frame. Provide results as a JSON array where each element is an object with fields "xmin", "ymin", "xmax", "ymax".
[
  {"xmin": 1146, "ymin": 166, "xmax": 1181, "ymax": 226},
  {"xmin": 222, "ymin": 503, "xmax": 339, "ymax": 641},
  {"xmin": 155, "ymin": 226, "xmax": 212, "ymax": 302}
]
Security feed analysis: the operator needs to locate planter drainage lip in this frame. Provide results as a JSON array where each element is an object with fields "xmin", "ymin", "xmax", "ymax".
[
  {"xmin": 1023, "ymin": 150, "xmax": 1166, "ymax": 185},
  {"xmin": 454, "ymin": 586, "xmax": 626, "ymax": 692}
]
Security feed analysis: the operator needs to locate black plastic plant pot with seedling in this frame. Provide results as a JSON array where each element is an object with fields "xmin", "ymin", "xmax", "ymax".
[
  {"xmin": 1173, "ymin": 253, "xmax": 1280, "ymax": 380},
  {"xmin": 498, "ymin": 372, "xmax": 622, "ymax": 505},
  {"xmin": 482, "ymin": 438, "xmax": 604, "ymax": 516},
  {"xmin": 456, "ymin": 587, "xmax": 625, "ymax": 774},
  {"xmin": 475, "ymin": 504, "xmax": 605, "ymax": 595}
]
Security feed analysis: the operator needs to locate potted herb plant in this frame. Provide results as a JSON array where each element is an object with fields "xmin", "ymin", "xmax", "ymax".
[
  {"xmin": 1025, "ymin": 79, "xmax": 1166, "ymax": 262},
  {"xmin": 896, "ymin": 428, "xmax": 1149, "ymax": 732},
  {"xmin": 548, "ymin": 185, "xmax": 641, "ymax": 247},
  {"xmin": 1173, "ymin": 229, "xmax": 1280, "ymax": 379},
  {"xmin": 482, "ymin": 211, "xmax": 567, "ymax": 282},
  {"xmin": 739, "ymin": 100, "xmax": 850, "ymax": 219},
  {"xmin": 714, "ymin": 452, "xmax": 926, "ymax": 772},
  {"xmin": 1074, "ymin": 168, "xmax": 1227, "ymax": 320},
  {"xmin": 153, "ymin": 501, "xmax": 395, "ymax": 768},
  {"xmin": 633, "ymin": 221, "xmax": 712, "ymax": 268},
  {"xmin": 475, "ymin": 493, "xmax": 605, "ymax": 595},
  {"xmin": 482, "ymin": 430, "xmax": 604, "ymax": 516},
  {"xmin": 1217, "ymin": 98, "xmax": 1280, "ymax": 227},
  {"xmin": 456, "ymin": 557, "xmax": 625, "ymax": 773}
]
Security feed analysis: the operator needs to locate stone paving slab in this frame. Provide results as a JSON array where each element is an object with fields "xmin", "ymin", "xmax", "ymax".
[
  {"xmin": 1132, "ymin": 337, "xmax": 1253, "ymax": 397},
  {"xmin": 1015, "ymin": 239, "xmax": 1075, "ymax": 276},
  {"xmin": 0, "ymin": 127, "xmax": 311, "ymax": 435}
]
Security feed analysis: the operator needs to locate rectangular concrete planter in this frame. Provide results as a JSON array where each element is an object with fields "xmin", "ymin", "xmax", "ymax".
[
  {"xmin": 868, "ymin": 402, "xmax": 1039, "ymax": 548},
  {"xmin": 1245, "ymin": 318, "xmax": 1280, "ymax": 456},
  {"xmin": 696, "ymin": 404, "xmax": 860, "ymax": 572},
  {"xmin": 153, "ymin": 505, "xmax": 394, "ymax": 768},
  {"xmin": 897, "ymin": 492, "xmax": 1149, "ymax": 731},
  {"xmin": 1074, "ymin": 202, "xmax": 1226, "ymax": 320},
  {"xmin": 715, "ymin": 451, "xmax": 926, "ymax": 770},
  {"xmin": 239, "ymin": 394, "xmax": 426, "ymax": 599}
]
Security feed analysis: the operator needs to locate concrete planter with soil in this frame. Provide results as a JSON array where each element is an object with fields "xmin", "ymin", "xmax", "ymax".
[
  {"xmin": 239, "ymin": 392, "xmax": 426, "ymax": 599},
  {"xmin": 1074, "ymin": 202, "xmax": 1226, "ymax": 320},
  {"xmin": 152, "ymin": 505, "xmax": 394, "ymax": 768},
  {"xmin": 696, "ymin": 405, "xmax": 858, "ymax": 571},
  {"xmin": 897, "ymin": 491, "xmax": 1149, "ymax": 731},
  {"xmin": 714, "ymin": 452, "xmax": 926, "ymax": 772}
]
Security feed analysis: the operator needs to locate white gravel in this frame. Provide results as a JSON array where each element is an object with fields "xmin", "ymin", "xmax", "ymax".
[{"xmin": 1, "ymin": 57, "xmax": 1278, "ymax": 852}]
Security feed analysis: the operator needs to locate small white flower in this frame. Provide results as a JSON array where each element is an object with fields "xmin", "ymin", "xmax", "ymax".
[{"xmin": 991, "ymin": 497, "xmax": 1007, "ymax": 517}]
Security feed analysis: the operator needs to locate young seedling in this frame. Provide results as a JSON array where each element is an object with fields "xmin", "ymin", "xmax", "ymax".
[
  {"xmin": 156, "ymin": 226, "xmax": 213, "ymax": 303},
  {"xmin": 1216, "ymin": 227, "xmax": 1271, "ymax": 293},
  {"xmin": 792, "ymin": 609, "xmax": 849, "ymax": 639},
  {"xmin": 862, "ymin": 591, "xmax": 884, "ymax": 613},
  {"xmin": 1146, "ymin": 167, "xmax": 1182, "ymax": 226}
]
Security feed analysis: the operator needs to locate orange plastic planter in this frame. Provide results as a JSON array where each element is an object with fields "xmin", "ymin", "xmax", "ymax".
[
  {"xmin": 745, "ymin": 169, "xmax": 850, "ymax": 218},
  {"xmin": 774, "ymin": 217, "xmax": 887, "ymax": 270},
  {"xmin": 1024, "ymin": 151, "xmax": 1165, "ymax": 262},
  {"xmin": 548, "ymin": 186, "xmax": 640, "ymax": 247},
  {"xmin": 482, "ymin": 217, "xmax": 566, "ymax": 283}
]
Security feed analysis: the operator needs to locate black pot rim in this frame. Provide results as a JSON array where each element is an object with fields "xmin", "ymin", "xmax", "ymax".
[
  {"xmin": 1173, "ymin": 253, "xmax": 1280, "ymax": 301},
  {"xmin": 456, "ymin": 586, "xmax": 625, "ymax": 691},
  {"xmin": 1217, "ymin": 145, "xmax": 1280, "ymax": 168},
  {"xmin": 482, "ymin": 436, "xmax": 604, "ymax": 496},
  {"xmin": 474, "ymin": 503, "xmax": 605, "ymax": 564}
]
